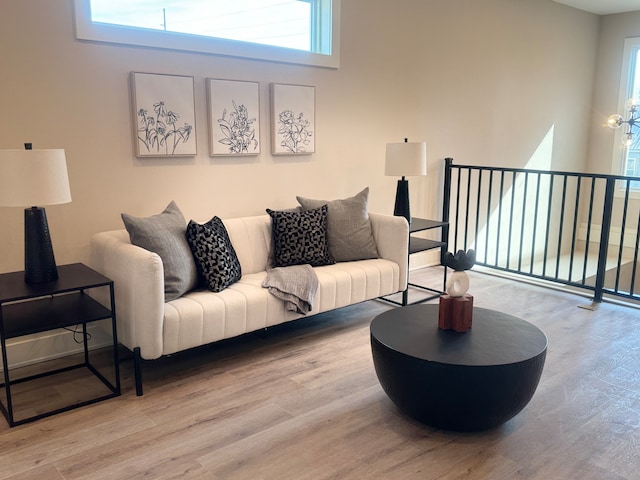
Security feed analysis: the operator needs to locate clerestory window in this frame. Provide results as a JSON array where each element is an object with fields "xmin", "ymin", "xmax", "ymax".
[{"xmin": 73, "ymin": 0, "xmax": 340, "ymax": 68}]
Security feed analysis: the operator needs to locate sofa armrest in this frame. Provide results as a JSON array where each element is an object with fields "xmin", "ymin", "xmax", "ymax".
[
  {"xmin": 369, "ymin": 213, "xmax": 409, "ymax": 291},
  {"xmin": 88, "ymin": 230, "xmax": 165, "ymax": 360}
]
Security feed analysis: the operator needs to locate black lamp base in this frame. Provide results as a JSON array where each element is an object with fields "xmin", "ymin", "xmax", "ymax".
[
  {"xmin": 393, "ymin": 178, "xmax": 411, "ymax": 225},
  {"xmin": 24, "ymin": 207, "xmax": 59, "ymax": 283}
]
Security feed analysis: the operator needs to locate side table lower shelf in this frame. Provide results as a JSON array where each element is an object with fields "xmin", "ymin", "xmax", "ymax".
[
  {"xmin": 380, "ymin": 266, "xmax": 447, "ymax": 306},
  {"xmin": 0, "ymin": 354, "xmax": 120, "ymax": 427}
]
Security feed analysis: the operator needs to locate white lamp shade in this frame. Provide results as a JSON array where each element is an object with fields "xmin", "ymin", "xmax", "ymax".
[
  {"xmin": 0, "ymin": 149, "xmax": 71, "ymax": 207},
  {"xmin": 385, "ymin": 141, "xmax": 427, "ymax": 177}
]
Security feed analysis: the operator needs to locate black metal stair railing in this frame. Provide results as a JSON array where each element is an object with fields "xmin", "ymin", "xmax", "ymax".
[{"xmin": 442, "ymin": 158, "xmax": 640, "ymax": 303}]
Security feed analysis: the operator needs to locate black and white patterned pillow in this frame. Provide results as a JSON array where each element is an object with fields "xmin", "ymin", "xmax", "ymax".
[
  {"xmin": 266, "ymin": 205, "xmax": 335, "ymax": 267},
  {"xmin": 186, "ymin": 217, "xmax": 242, "ymax": 292}
]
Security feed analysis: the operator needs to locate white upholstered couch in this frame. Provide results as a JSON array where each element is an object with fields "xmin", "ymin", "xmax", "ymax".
[{"xmin": 89, "ymin": 206, "xmax": 408, "ymax": 395}]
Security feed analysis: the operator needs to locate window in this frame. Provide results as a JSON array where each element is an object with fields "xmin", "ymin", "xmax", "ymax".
[
  {"xmin": 73, "ymin": 0, "xmax": 339, "ymax": 68},
  {"xmin": 612, "ymin": 37, "xmax": 640, "ymax": 183}
]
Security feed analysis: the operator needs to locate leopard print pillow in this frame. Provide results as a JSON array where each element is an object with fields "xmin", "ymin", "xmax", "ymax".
[
  {"xmin": 186, "ymin": 216, "xmax": 242, "ymax": 292},
  {"xmin": 266, "ymin": 205, "xmax": 335, "ymax": 267}
]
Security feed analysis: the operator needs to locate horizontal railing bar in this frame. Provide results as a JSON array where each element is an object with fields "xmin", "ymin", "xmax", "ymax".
[
  {"xmin": 474, "ymin": 262, "xmax": 597, "ymax": 291},
  {"xmin": 449, "ymin": 163, "xmax": 640, "ymax": 183}
]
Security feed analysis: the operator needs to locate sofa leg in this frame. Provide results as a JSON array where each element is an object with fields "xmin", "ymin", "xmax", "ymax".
[{"xmin": 133, "ymin": 347, "xmax": 143, "ymax": 396}]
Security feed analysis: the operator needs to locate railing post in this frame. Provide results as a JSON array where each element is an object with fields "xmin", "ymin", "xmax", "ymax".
[
  {"xmin": 593, "ymin": 177, "xmax": 616, "ymax": 303},
  {"xmin": 442, "ymin": 158, "xmax": 453, "ymax": 263}
]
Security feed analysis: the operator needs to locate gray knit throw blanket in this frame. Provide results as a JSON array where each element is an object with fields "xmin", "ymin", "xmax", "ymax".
[{"xmin": 262, "ymin": 264, "xmax": 319, "ymax": 314}]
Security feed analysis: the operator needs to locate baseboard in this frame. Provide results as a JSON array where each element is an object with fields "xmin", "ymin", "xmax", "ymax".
[
  {"xmin": 409, "ymin": 250, "xmax": 440, "ymax": 270},
  {"xmin": 579, "ymin": 222, "xmax": 636, "ymax": 247},
  {"xmin": 0, "ymin": 323, "xmax": 113, "ymax": 372}
]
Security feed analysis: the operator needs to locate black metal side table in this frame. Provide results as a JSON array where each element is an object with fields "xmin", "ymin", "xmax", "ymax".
[
  {"xmin": 380, "ymin": 217, "xmax": 448, "ymax": 306},
  {"xmin": 405, "ymin": 218, "xmax": 448, "ymax": 304},
  {"xmin": 0, "ymin": 263, "xmax": 121, "ymax": 427}
]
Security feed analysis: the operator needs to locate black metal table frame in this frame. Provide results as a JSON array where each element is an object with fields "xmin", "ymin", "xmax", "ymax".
[
  {"xmin": 0, "ymin": 264, "xmax": 121, "ymax": 427},
  {"xmin": 379, "ymin": 217, "xmax": 449, "ymax": 306}
]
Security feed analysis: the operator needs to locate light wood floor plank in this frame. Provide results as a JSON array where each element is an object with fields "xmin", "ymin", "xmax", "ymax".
[{"xmin": 1, "ymin": 268, "xmax": 640, "ymax": 479}]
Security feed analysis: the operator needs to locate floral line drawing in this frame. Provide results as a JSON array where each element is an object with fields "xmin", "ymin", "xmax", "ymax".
[
  {"xmin": 207, "ymin": 79, "xmax": 260, "ymax": 156},
  {"xmin": 137, "ymin": 101, "xmax": 193, "ymax": 155},
  {"xmin": 271, "ymin": 84, "xmax": 315, "ymax": 155},
  {"xmin": 277, "ymin": 109, "xmax": 313, "ymax": 153},
  {"xmin": 217, "ymin": 100, "xmax": 258, "ymax": 154}
]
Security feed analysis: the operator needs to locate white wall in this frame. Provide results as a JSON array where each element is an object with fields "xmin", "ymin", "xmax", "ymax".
[
  {"xmin": 0, "ymin": 0, "xmax": 603, "ymax": 366},
  {"xmin": 584, "ymin": 12, "xmax": 640, "ymax": 252},
  {"xmin": 587, "ymin": 11, "xmax": 640, "ymax": 174},
  {"xmin": 0, "ymin": 0, "xmax": 599, "ymax": 277}
]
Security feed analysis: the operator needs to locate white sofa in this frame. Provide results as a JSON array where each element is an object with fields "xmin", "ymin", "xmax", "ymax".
[{"xmin": 89, "ymin": 211, "xmax": 408, "ymax": 395}]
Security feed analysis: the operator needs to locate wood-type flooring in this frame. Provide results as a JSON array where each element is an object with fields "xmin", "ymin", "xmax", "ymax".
[{"xmin": 1, "ymin": 268, "xmax": 639, "ymax": 479}]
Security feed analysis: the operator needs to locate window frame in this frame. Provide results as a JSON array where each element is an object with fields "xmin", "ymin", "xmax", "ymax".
[{"xmin": 73, "ymin": 0, "xmax": 340, "ymax": 68}]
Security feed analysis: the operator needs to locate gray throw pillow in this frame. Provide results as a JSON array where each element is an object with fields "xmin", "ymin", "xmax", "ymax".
[
  {"xmin": 296, "ymin": 187, "xmax": 378, "ymax": 262},
  {"xmin": 121, "ymin": 200, "xmax": 199, "ymax": 301}
]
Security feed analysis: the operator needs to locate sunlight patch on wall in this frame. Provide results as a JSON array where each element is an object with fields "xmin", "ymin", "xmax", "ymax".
[
  {"xmin": 526, "ymin": 125, "xmax": 555, "ymax": 171},
  {"xmin": 461, "ymin": 126, "xmax": 557, "ymax": 271}
]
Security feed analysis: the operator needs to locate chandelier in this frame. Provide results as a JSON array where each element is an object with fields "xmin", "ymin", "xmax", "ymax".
[{"xmin": 608, "ymin": 97, "xmax": 640, "ymax": 147}]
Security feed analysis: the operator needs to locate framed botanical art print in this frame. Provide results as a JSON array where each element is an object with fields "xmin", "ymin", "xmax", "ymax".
[
  {"xmin": 207, "ymin": 78, "xmax": 260, "ymax": 156},
  {"xmin": 130, "ymin": 72, "xmax": 197, "ymax": 157},
  {"xmin": 271, "ymin": 83, "xmax": 315, "ymax": 155}
]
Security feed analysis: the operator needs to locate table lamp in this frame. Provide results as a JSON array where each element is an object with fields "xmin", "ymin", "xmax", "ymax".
[
  {"xmin": 385, "ymin": 138, "xmax": 427, "ymax": 224},
  {"xmin": 0, "ymin": 144, "xmax": 72, "ymax": 283}
]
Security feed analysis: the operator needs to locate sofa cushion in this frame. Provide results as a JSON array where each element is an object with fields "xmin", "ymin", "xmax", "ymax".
[
  {"xmin": 266, "ymin": 205, "xmax": 335, "ymax": 267},
  {"xmin": 121, "ymin": 200, "xmax": 198, "ymax": 301},
  {"xmin": 186, "ymin": 217, "xmax": 242, "ymax": 292},
  {"xmin": 296, "ymin": 187, "xmax": 378, "ymax": 262}
]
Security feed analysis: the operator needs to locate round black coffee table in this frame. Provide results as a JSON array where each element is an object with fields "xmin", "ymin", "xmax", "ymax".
[{"xmin": 370, "ymin": 304, "xmax": 547, "ymax": 431}]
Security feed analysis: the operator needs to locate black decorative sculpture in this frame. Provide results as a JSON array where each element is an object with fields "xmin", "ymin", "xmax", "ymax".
[{"xmin": 443, "ymin": 249, "xmax": 476, "ymax": 272}]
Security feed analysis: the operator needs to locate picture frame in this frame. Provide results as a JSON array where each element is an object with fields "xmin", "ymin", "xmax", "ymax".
[
  {"xmin": 207, "ymin": 79, "xmax": 260, "ymax": 156},
  {"xmin": 271, "ymin": 83, "xmax": 315, "ymax": 155},
  {"xmin": 130, "ymin": 72, "xmax": 197, "ymax": 157}
]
